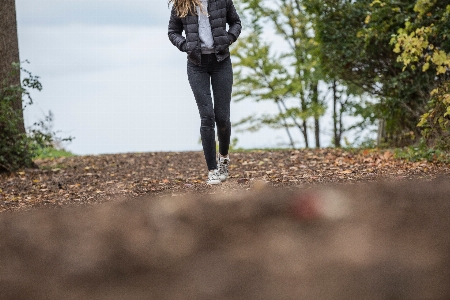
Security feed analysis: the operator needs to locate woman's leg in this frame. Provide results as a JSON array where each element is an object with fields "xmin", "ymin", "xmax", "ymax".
[
  {"xmin": 187, "ymin": 59, "xmax": 217, "ymax": 171},
  {"xmin": 210, "ymin": 56, "xmax": 233, "ymax": 156}
]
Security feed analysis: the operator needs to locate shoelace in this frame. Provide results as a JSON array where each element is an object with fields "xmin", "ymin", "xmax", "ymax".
[
  {"xmin": 219, "ymin": 159, "xmax": 229, "ymax": 173},
  {"xmin": 209, "ymin": 170, "xmax": 220, "ymax": 180}
]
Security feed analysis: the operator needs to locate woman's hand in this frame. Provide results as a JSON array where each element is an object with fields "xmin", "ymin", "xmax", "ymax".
[{"xmin": 227, "ymin": 33, "xmax": 236, "ymax": 45}]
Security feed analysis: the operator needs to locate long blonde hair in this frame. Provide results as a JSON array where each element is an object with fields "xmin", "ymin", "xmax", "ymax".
[{"xmin": 168, "ymin": 0, "xmax": 207, "ymax": 18}]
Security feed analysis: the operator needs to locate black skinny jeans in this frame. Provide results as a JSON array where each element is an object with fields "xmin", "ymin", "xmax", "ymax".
[{"xmin": 187, "ymin": 54, "xmax": 233, "ymax": 171}]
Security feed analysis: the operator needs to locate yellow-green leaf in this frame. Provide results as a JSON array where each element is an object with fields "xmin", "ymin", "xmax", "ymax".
[
  {"xmin": 418, "ymin": 113, "xmax": 429, "ymax": 127},
  {"xmin": 444, "ymin": 107, "xmax": 450, "ymax": 117},
  {"xmin": 432, "ymin": 50, "xmax": 447, "ymax": 66},
  {"xmin": 437, "ymin": 65, "xmax": 447, "ymax": 74}
]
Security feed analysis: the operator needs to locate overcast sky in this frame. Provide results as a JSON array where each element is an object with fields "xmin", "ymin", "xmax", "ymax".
[{"xmin": 15, "ymin": 0, "xmax": 348, "ymax": 156}]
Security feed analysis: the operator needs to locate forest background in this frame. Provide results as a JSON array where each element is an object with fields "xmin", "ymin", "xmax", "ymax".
[
  {"xmin": 1, "ymin": 0, "xmax": 449, "ymax": 172},
  {"xmin": 231, "ymin": 0, "xmax": 450, "ymax": 150}
]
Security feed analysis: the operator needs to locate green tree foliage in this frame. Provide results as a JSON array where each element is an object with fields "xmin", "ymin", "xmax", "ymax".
[
  {"xmin": 233, "ymin": 0, "xmax": 373, "ymax": 148},
  {"xmin": 306, "ymin": 0, "xmax": 435, "ymax": 146},
  {"xmin": 234, "ymin": 0, "xmax": 329, "ymax": 148},
  {"xmin": 392, "ymin": 1, "xmax": 450, "ymax": 149},
  {"xmin": 258, "ymin": 0, "xmax": 324, "ymax": 148},
  {"xmin": 235, "ymin": 0, "xmax": 449, "ymax": 149},
  {"xmin": 231, "ymin": 18, "xmax": 304, "ymax": 148}
]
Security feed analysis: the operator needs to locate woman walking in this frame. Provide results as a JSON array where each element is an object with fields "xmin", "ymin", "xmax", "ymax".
[{"xmin": 168, "ymin": 0, "xmax": 241, "ymax": 184}]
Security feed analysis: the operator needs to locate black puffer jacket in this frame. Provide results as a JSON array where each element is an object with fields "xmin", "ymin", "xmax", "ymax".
[{"xmin": 168, "ymin": 0, "xmax": 241, "ymax": 66}]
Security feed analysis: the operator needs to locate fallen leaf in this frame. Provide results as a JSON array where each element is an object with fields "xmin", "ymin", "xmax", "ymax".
[
  {"xmin": 237, "ymin": 178, "xmax": 249, "ymax": 184},
  {"xmin": 383, "ymin": 151, "xmax": 393, "ymax": 160}
]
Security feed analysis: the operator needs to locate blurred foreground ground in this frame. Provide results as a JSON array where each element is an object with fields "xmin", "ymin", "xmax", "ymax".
[{"xmin": 0, "ymin": 178, "xmax": 449, "ymax": 299}]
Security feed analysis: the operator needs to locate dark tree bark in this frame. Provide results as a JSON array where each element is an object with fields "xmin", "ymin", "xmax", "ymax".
[
  {"xmin": 299, "ymin": 90, "xmax": 309, "ymax": 148},
  {"xmin": 332, "ymin": 80, "xmax": 341, "ymax": 147},
  {"xmin": 311, "ymin": 82, "xmax": 320, "ymax": 148},
  {"xmin": 0, "ymin": 0, "xmax": 24, "ymax": 133},
  {"xmin": 377, "ymin": 119, "xmax": 386, "ymax": 147}
]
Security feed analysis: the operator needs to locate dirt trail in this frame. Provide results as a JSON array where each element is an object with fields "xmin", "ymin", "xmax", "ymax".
[{"xmin": 0, "ymin": 149, "xmax": 449, "ymax": 212}]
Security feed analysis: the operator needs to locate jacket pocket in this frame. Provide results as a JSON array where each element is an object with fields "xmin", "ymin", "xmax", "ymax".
[
  {"xmin": 227, "ymin": 33, "xmax": 235, "ymax": 44},
  {"xmin": 187, "ymin": 48, "xmax": 201, "ymax": 62}
]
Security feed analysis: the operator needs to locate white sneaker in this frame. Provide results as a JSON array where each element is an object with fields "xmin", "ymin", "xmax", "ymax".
[
  {"xmin": 218, "ymin": 155, "xmax": 230, "ymax": 182},
  {"xmin": 207, "ymin": 169, "xmax": 221, "ymax": 185}
]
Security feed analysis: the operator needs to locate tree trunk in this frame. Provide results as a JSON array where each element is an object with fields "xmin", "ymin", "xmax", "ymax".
[
  {"xmin": 299, "ymin": 90, "xmax": 309, "ymax": 148},
  {"xmin": 279, "ymin": 99, "xmax": 306, "ymax": 149},
  {"xmin": 312, "ymin": 82, "xmax": 320, "ymax": 148},
  {"xmin": 0, "ymin": 0, "xmax": 24, "ymax": 133},
  {"xmin": 275, "ymin": 100, "xmax": 296, "ymax": 149},
  {"xmin": 377, "ymin": 119, "xmax": 386, "ymax": 147},
  {"xmin": 332, "ymin": 80, "xmax": 341, "ymax": 147}
]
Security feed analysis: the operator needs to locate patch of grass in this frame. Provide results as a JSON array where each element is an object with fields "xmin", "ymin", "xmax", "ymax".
[
  {"xmin": 227, "ymin": 137, "xmax": 292, "ymax": 153},
  {"xmin": 232, "ymin": 147, "xmax": 291, "ymax": 153},
  {"xmin": 40, "ymin": 164, "xmax": 67, "ymax": 170},
  {"xmin": 394, "ymin": 146, "xmax": 450, "ymax": 163},
  {"xmin": 34, "ymin": 147, "xmax": 75, "ymax": 160}
]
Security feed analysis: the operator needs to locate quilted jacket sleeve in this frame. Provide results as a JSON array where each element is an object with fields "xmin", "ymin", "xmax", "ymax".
[
  {"xmin": 168, "ymin": 6, "xmax": 187, "ymax": 52},
  {"xmin": 226, "ymin": 0, "xmax": 242, "ymax": 43}
]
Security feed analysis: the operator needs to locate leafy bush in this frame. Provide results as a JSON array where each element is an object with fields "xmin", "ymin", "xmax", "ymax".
[
  {"xmin": 0, "ymin": 62, "xmax": 73, "ymax": 172},
  {"xmin": 392, "ymin": 1, "xmax": 450, "ymax": 150}
]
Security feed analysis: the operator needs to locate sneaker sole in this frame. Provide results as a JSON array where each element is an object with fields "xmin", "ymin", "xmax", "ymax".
[{"xmin": 207, "ymin": 180, "xmax": 221, "ymax": 185}]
